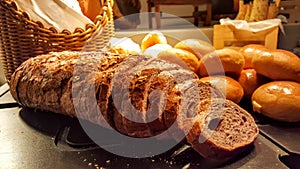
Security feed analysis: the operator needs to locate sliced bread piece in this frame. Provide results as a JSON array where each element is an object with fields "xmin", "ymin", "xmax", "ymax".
[{"xmin": 180, "ymin": 98, "xmax": 259, "ymax": 161}]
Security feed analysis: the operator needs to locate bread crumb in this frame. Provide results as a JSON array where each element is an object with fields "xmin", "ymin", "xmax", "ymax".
[{"xmin": 182, "ymin": 163, "xmax": 190, "ymax": 169}]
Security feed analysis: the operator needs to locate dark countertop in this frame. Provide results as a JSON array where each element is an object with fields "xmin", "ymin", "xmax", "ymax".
[{"xmin": 0, "ymin": 83, "xmax": 298, "ymax": 169}]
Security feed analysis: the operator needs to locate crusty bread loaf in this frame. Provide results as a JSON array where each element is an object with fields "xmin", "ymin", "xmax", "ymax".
[
  {"xmin": 174, "ymin": 39, "xmax": 215, "ymax": 60},
  {"xmin": 179, "ymin": 98, "xmax": 259, "ymax": 160},
  {"xmin": 252, "ymin": 81, "xmax": 300, "ymax": 122},
  {"xmin": 10, "ymin": 51, "xmax": 258, "ymax": 160},
  {"xmin": 198, "ymin": 48, "xmax": 245, "ymax": 77},
  {"xmin": 111, "ymin": 56, "xmax": 224, "ymax": 137},
  {"xmin": 199, "ymin": 76, "xmax": 244, "ymax": 104},
  {"xmin": 252, "ymin": 50, "xmax": 300, "ymax": 83},
  {"xmin": 112, "ymin": 57, "xmax": 191, "ymax": 137},
  {"xmin": 238, "ymin": 69, "xmax": 270, "ymax": 99},
  {"xmin": 10, "ymin": 51, "xmax": 131, "ymax": 128}
]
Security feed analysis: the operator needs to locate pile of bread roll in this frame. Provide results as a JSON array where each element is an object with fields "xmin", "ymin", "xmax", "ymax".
[{"xmin": 110, "ymin": 30, "xmax": 300, "ymax": 123}]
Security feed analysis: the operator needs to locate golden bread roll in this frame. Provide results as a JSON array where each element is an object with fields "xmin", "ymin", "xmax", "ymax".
[
  {"xmin": 238, "ymin": 69, "xmax": 270, "ymax": 99},
  {"xmin": 174, "ymin": 39, "xmax": 214, "ymax": 60},
  {"xmin": 143, "ymin": 44, "xmax": 172, "ymax": 58},
  {"xmin": 239, "ymin": 44, "xmax": 268, "ymax": 69},
  {"xmin": 157, "ymin": 48, "xmax": 199, "ymax": 73},
  {"xmin": 199, "ymin": 76, "xmax": 244, "ymax": 104},
  {"xmin": 198, "ymin": 48, "xmax": 245, "ymax": 77},
  {"xmin": 252, "ymin": 50, "xmax": 300, "ymax": 83},
  {"xmin": 141, "ymin": 30, "xmax": 168, "ymax": 52},
  {"xmin": 271, "ymin": 49, "xmax": 299, "ymax": 59},
  {"xmin": 226, "ymin": 46, "xmax": 241, "ymax": 51},
  {"xmin": 252, "ymin": 81, "xmax": 300, "ymax": 122}
]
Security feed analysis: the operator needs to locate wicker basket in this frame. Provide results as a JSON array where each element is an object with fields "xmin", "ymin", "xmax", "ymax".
[{"xmin": 0, "ymin": 0, "xmax": 115, "ymax": 81}]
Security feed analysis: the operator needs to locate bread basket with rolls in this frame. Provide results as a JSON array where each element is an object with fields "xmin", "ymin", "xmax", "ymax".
[{"xmin": 0, "ymin": 0, "xmax": 115, "ymax": 81}]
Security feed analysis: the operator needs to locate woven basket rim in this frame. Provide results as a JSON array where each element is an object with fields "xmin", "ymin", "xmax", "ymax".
[{"xmin": 0, "ymin": 0, "xmax": 112, "ymax": 35}]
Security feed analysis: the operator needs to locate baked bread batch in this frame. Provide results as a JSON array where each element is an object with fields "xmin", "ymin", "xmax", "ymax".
[
  {"xmin": 9, "ymin": 48, "xmax": 259, "ymax": 161},
  {"xmin": 8, "ymin": 30, "xmax": 300, "ymax": 162}
]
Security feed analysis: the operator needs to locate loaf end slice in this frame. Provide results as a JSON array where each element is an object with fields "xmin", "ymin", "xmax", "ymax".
[{"xmin": 182, "ymin": 98, "xmax": 259, "ymax": 161}]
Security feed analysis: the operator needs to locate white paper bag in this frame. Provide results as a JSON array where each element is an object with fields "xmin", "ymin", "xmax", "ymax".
[{"xmin": 15, "ymin": 0, "xmax": 93, "ymax": 32}]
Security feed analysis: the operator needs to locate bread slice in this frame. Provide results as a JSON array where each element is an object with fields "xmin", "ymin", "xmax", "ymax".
[
  {"xmin": 180, "ymin": 98, "xmax": 259, "ymax": 160},
  {"xmin": 146, "ymin": 69, "xmax": 198, "ymax": 136},
  {"xmin": 164, "ymin": 79, "xmax": 225, "ymax": 128},
  {"xmin": 111, "ymin": 56, "xmax": 198, "ymax": 137}
]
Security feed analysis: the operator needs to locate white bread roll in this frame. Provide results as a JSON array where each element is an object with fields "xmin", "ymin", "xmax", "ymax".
[
  {"xmin": 174, "ymin": 39, "xmax": 214, "ymax": 60},
  {"xmin": 143, "ymin": 44, "xmax": 172, "ymax": 58},
  {"xmin": 252, "ymin": 81, "xmax": 300, "ymax": 122},
  {"xmin": 252, "ymin": 50, "xmax": 300, "ymax": 83},
  {"xmin": 199, "ymin": 76, "xmax": 244, "ymax": 104}
]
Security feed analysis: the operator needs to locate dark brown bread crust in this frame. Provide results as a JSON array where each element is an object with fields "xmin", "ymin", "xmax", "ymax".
[
  {"xmin": 111, "ymin": 57, "xmax": 199, "ymax": 137},
  {"xmin": 10, "ymin": 51, "xmax": 130, "ymax": 128},
  {"xmin": 9, "ymin": 51, "xmax": 259, "ymax": 161}
]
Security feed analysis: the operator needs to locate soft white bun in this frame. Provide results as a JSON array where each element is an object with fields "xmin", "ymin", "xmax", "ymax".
[
  {"xmin": 252, "ymin": 81, "xmax": 300, "ymax": 122},
  {"xmin": 157, "ymin": 48, "xmax": 199, "ymax": 73},
  {"xmin": 109, "ymin": 37, "xmax": 141, "ymax": 54},
  {"xmin": 143, "ymin": 44, "xmax": 172, "ymax": 58}
]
